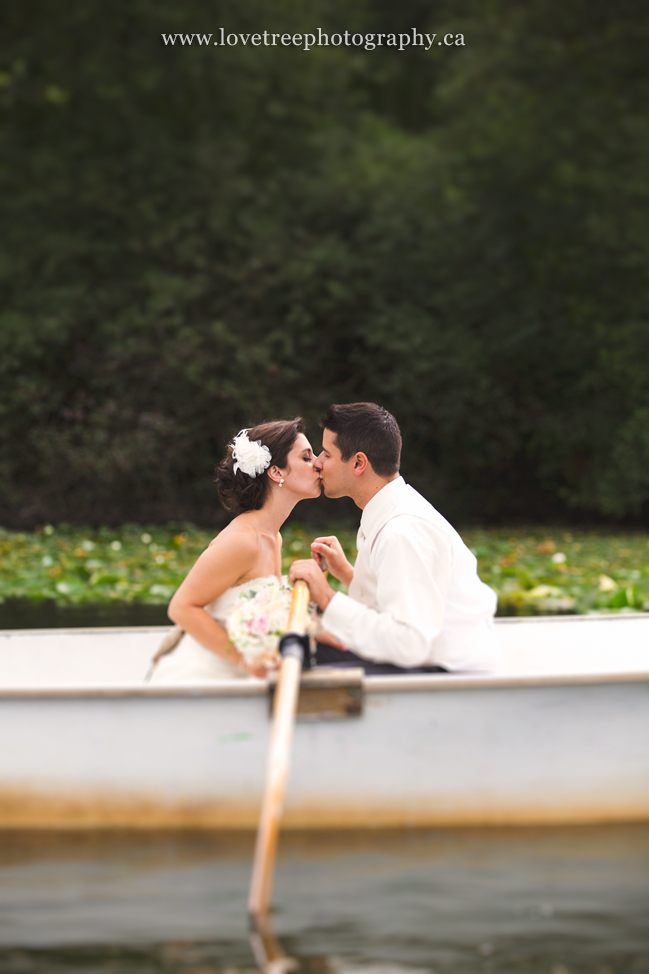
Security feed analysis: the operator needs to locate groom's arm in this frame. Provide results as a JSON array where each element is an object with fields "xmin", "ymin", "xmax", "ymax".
[{"xmin": 319, "ymin": 518, "xmax": 452, "ymax": 669}]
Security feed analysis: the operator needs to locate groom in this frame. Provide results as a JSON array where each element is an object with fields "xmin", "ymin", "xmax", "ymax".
[{"xmin": 289, "ymin": 402, "xmax": 500, "ymax": 674}]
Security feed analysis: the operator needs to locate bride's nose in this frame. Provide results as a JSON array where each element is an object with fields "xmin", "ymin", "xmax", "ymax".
[{"xmin": 313, "ymin": 455, "xmax": 324, "ymax": 471}]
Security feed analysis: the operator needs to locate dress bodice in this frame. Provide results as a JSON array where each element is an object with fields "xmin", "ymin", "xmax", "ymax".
[
  {"xmin": 205, "ymin": 575, "xmax": 284, "ymax": 627},
  {"xmin": 148, "ymin": 576, "xmax": 286, "ymax": 684}
]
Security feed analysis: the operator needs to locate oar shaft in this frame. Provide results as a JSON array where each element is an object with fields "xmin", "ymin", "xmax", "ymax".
[
  {"xmin": 248, "ymin": 652, "xmax": 301, "ymax": 917},
  {"xmin": 286, "ymin": 580, "xmax": 310, "ymax": 633},
  {"xmin": 248, "ymin": 580, "xmax": 310, "ymax": 920}
]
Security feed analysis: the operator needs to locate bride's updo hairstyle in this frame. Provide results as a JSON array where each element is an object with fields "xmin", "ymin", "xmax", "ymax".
[{"xmin": 215, "ymin": 417, "xmax": 306, "ymax": 514}]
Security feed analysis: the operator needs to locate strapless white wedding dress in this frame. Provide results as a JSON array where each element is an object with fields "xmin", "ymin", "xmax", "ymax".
[{"xmin": 148, "ymin": 576, "xmax": 281, "ymax": 684}]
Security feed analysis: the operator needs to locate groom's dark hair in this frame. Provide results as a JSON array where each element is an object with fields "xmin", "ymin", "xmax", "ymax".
[{"xmin": 320, "ymin": 403, "xmax": 401, "ymax": 477}]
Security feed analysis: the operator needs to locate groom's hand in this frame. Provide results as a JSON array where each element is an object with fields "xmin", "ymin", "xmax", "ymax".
[
  {"xmin": 311, "ymin": 536, "xmax": 354, "ymax": 587},
  {"xmin": 289, "ymin": 558, "xmax": 335, "ymax": 611}
]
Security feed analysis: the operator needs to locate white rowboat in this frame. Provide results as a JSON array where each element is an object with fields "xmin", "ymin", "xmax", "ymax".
[{"xmin": 0, "ymin": 614, "xmax": 648, "ymax": 828}]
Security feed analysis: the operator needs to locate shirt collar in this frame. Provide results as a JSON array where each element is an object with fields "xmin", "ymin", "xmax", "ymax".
[{"xmin": 359, "ymin": 476, "xmax": 406, "ymax": 542}]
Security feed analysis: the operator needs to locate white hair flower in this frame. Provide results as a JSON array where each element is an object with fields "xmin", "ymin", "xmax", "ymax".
[{"xmin": 231, "ymin": 429, "xmax": 272, "ymax": 478}]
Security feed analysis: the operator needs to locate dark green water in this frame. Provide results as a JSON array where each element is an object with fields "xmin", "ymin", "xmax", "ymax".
[
  {"xmin": 0, "ymin": 599, "xmax": 169, "ymax": 630},
  {"xmin": 0, "ymin": 826, "xmax": 647, "ymax": 973}
]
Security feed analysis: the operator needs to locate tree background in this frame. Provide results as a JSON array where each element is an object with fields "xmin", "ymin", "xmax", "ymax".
[{"xmin": 1, "ymin": 0, "xmax": 648, "ymax": 528}]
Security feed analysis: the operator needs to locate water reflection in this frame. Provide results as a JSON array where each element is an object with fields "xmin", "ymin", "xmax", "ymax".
[{"xmin": 0, "ymin": 826, "xmax": 647, "ymax": 972}]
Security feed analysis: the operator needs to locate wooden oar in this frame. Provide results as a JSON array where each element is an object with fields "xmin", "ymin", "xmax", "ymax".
[{"xmin": 248, "ymin": 578, "xmax": 311, "ymax": 922}]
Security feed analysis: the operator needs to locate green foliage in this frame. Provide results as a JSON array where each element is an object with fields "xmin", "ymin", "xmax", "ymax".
[
  {"xmin": 462, "ymin": 528, "xmax": 649, "ymax": 616},
  {"xmin": 1, "ymin": 0, "xmax": 648, "ymax": 525},
  {"xmin": 1, "ymin": 523, "xmax": 647, "ymax": 616},
  {"xmin": 0, "ymin": 522, "xmax": 358, "ymax": 606}
]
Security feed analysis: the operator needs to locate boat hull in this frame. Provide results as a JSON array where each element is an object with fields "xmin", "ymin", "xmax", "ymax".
[{"xmin": 1, "ymin": 670, "xmax": 648, "ymax": 828}]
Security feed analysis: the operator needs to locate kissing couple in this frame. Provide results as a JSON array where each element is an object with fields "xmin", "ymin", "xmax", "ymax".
[{"xmin": 148, "ymin": 402, "xmax": 500, "ymax": 683}]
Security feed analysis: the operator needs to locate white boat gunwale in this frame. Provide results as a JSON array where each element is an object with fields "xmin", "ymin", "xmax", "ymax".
[
  {"xmin": 2, "ymin": 609, "xmax": 647, "ymax": 639},
  {"xmin": 2, "ymin": 611, "xmax": 649, "ymax": 697},
  {"xmin": 1, "ymin": 669, "xmax": 649, "ymax": 700}
]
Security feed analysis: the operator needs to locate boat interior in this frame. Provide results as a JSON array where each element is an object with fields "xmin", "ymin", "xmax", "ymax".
[{"xmin": 0, "ymin": 614, "xmax": 648, "ymax": 691}]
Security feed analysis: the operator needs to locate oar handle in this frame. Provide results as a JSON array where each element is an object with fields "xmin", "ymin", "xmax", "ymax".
[
  {"xmin": 286, "ymin": 579, "xmax": 310, "ymax": 635},
  {"xmin": 248, "ymin": 578, "xmax": 311, "ymax": 922}
]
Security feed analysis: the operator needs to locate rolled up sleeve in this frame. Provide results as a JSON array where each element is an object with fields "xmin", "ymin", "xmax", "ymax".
[{"xmin": 321, "ymin": 517, "xmax": 452, "ymax": 668}]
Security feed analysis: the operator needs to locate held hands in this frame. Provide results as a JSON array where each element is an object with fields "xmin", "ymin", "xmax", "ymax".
[{"xmin": 310, "ymin": 536, "xmax": 354, "ymax": 588}]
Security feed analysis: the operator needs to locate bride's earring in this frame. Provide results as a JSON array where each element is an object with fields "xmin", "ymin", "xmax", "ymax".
[{"xmin": 279, "ymin": 477, "xmax": 284, "ymax": 487}]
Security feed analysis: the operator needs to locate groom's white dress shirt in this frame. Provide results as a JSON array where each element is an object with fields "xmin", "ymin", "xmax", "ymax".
[{"xmin": 320, "ymin": 477, "xmax": 500, "ymax": 672}]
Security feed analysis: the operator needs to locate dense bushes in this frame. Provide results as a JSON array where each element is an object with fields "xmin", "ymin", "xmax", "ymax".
[{"xmin": 1, "ymin": 0, "xmax": 648, "ymax": 526}]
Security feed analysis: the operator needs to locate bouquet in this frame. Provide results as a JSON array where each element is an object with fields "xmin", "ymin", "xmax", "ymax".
[{"xmin": 226, "ymin": 577, "xmax": 319, "ymax": 668}]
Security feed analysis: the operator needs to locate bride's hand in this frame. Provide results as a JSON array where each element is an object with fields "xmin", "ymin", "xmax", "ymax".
[
  {"xmin": 225, "ymin": 641, "xmax": 274, "ymax": 679},
  {"xmin": 240, "ymin": 657, "xmax": 276, "ymax": 679},
  {"xmin": 315, "ymin": 627, "xmax": 347, "ymax": 650}
]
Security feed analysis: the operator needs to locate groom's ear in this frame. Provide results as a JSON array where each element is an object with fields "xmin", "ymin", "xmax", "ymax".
[{"xmin": 352, "ymin": 452, "xmax": 369, "ymax": 476}]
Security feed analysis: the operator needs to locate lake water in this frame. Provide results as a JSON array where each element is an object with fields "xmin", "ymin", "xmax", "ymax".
[
  {"xmin": 0, "ymin": 598, "xmax": 169, "ymax": 630},
  {"xmin": 0, "ymin": 825, "xmax": 647, "ymax": 973}
]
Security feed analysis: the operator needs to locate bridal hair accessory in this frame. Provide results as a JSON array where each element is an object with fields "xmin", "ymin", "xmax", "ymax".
[{"xmin": 231, "ymin": 429, "xmax": 272, "ymax": 478}]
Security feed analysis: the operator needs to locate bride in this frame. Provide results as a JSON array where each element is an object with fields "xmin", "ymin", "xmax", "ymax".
[{"xmin": 148, "ymin": 417, "xmax": 322, "ymax": 683}]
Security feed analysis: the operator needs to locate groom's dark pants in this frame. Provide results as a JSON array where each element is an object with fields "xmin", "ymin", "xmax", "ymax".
[{"xmin": 314, "ymin": 643, "xmax": 447, "ymax": 675}]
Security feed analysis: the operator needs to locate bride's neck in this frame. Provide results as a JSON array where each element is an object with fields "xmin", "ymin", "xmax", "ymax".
[{"xmin": 246, "ymin": 490, "xmax": 297, "ymax": 535}]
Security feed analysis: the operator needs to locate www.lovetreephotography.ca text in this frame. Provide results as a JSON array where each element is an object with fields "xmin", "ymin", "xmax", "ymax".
[{"xmin": 161, "ymin": 29, "xmax": 466, "ymax": 52}]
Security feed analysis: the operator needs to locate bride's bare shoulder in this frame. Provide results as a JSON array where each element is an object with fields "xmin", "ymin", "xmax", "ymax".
[{"xmin": 207, "ymin": 515, "xmax": 260, "ymax": 554}]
